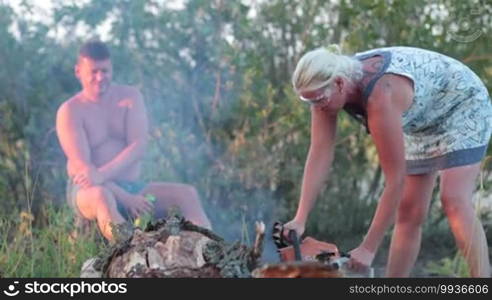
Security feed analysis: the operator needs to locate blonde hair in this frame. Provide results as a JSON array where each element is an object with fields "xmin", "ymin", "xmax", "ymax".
[{"xmin": 292, "ymin": 44, "xmax": 362, "ymax": 93}]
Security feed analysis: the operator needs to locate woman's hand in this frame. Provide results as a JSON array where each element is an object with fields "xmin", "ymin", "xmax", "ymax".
[
  {"xmin": 348, "ymin": 245, "xmax": 375, "ymax": 272},
  {"xmin": 283, "ymin": 219, "xmax": 306, "ymax": 241}
]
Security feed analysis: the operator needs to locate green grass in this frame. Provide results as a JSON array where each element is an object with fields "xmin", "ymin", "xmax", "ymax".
[
  {"xmin": 0, "ymin": 205, "xmax": 104, "ymax": 277},
  {"xmin": 423, "ymin": 254, "xmax": 470, "ymax": 277}
]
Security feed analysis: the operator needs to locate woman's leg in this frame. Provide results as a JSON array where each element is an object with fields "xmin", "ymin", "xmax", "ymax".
[
  {"xmin": 386, "ymin": 171, "xmax": 438, "ymax": 277},
  {"xmin": 440, "ymin": 163, "xmax": 490, "ymax": 277}
]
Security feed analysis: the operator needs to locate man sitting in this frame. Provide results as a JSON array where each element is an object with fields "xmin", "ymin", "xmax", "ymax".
[{"xmin": 56, "ymin": 40, "xmax": 211, "ymax": 241}]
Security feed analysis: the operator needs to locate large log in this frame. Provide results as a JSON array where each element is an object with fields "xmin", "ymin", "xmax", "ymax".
[{"xmin": 81, "ymin": 212, "xmax": 265, "ymax": 278}]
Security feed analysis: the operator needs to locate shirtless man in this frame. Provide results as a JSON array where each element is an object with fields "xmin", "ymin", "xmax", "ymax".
[{"xmin": 56, "ymin": 40, "xmax": 211, "ymax": 241}]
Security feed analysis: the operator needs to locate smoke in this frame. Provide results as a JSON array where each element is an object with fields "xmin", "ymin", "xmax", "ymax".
[
  {"xmin": 203, "ymin": 190, "xmax": 282, "ymax": 263},
  {"xmin": 4, "ymin": 0, "xmax": 288, "ymax": 263},
  {"xmin": 123, "ymin": 3, "xmax": 284, "ymax": 264}
]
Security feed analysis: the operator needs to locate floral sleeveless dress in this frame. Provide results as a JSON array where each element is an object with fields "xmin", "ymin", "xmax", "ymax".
[{"xmin": 347, "ymin": 46, "xmax": 492, "ymax": 174}]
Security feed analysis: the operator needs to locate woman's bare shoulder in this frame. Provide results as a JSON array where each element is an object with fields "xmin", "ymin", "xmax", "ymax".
[{"xmin": 368, "ymin": 74, "xmax": 413, "ymax": 114}]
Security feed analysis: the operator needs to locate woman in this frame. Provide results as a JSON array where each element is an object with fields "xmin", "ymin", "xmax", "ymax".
[{"xmin": 284, "ymin": 45, "xmax": 492, "ymax": 277}]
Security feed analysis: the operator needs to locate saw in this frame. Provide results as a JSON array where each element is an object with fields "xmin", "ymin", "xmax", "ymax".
[
  {"xmin": 252, "ymin": 221, "xmax": 374, "ymax": 278},
  {"xmin": 272, "ymin": 221, "xmax": 348, "ymax": 266}
]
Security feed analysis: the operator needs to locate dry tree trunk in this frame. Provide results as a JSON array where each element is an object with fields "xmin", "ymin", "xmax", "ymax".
[{"xmin": 81, "ymin": 213, "xmax": 265, "ymax": 278}]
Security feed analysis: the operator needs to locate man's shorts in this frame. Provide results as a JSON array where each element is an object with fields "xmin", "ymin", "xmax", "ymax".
[{"xmin": 66, "ymin": 179, "xmax": 147, "ymax": 221}]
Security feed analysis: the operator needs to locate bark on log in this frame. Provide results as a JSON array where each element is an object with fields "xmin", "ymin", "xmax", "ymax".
[{"xmin": 81, "ymin": 213, "xmax": 265, "ymax": 278}]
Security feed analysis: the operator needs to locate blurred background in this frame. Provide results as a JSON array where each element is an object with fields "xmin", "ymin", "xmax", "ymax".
[{"xmin": 0, "ymin": 0, "xmax": 491, "ymax": 277}]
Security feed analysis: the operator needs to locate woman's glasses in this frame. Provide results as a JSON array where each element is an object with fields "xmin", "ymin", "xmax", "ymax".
[{"xmin": 298, "ymin": 86, "xmax": 331, "ymax": 105}]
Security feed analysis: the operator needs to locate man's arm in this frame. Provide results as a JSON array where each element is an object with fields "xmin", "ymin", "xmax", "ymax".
[
  {"xmin": 98, "ymin": 87, "xmax": 149, "ymax": 181},
  {"xmin": 104, "ymin": 181, "xmax": 153, "ymax": 218},
  {"xmin": 56, "ymin": 101, "xmax": 93, "ymax": 177}
]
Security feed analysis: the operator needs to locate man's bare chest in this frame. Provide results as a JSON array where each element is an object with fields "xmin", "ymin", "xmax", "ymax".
[{"xmin": 81, "ymin": 102, "xmax": 128, "ymax": 148}]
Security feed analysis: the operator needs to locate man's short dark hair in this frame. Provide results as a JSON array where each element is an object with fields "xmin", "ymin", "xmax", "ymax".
[{"xmin": 78, "ymin": 40, "xmax": 111, "ymax": 61}]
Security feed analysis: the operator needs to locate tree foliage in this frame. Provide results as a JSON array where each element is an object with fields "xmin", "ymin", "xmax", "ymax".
[{"xmin": 0, "ymin": 0, "xmax": 491, "ymax": 249}]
